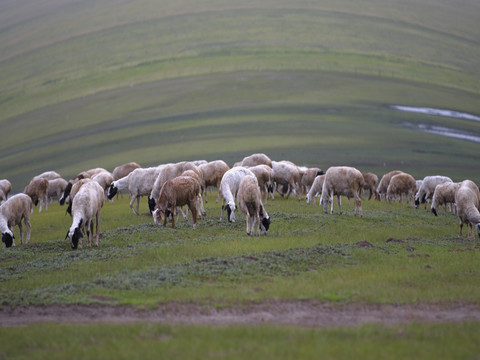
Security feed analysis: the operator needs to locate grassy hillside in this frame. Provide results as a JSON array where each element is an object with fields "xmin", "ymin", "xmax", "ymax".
[{"xmin": 0, "ymin": 0, "xmax": 479, "ymax": 191}]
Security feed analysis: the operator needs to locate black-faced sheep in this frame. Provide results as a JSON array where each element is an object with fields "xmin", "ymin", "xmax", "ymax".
[
  {"xmin": 361, "ymin": 172, "xmax": 379, "ymax": 201},
  {"xmin": 197, "ymin": 160, "xmax": 230, "ymax": 203},
  {"xmin": 386, "ymin": 173, "xmax": 417, "ymax": 206},
  {"xmin": 66, "ymin": 181, "xmax": 105, "ymax": 249},
  {"xmin": 219, "ymin": 167, "xmax": 257, "ymax": 222},
  {"xmin": 65, "ymin": 179, "xmax": 93, "ymax": 216},
  {"xmin": 0, "ymin": 179, "xmax": 12, "ymax": 203},
  {"xmin": 306, "ymin": 174, "xmax": 325, "ymax": 205},
  {"xmin": 377, "ymin": 170, "xmax": 404, "ymax": 200},
  {"xmin": 152, "ymin": 176, "xmax": 200, "ymax": 229},
  {"xmin": 431, "ymin": 181, "xmax": 460, "ymax": 216},
  {"xmin": 320, "ymin": 166, "xmax": 364, "ymax": 216},
  {"xmin": 415, "ymin": 175, "xmax": 453, "ymax": 209},
  {"xmin": 454, "ymin": 180, "xmax": 480, "ymax": 238},
  {"xmin": 237, "ymin": 176, "xmax": 270, "ymax": 236},
  {"xmin": 24, "ymin": 177, "xmax": 49, "ymax": 212},
  {"xmin": 1, "ymin": 194, "xmax": 32, "ymax": 248},
  {"xmin": 60, "ymin": 167, "xmax": 108, "ymax": 205}
]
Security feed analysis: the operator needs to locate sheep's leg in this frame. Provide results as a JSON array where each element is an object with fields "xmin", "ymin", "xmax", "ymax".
[
  {"xmin": 189, "ymin": 202, "xmax": 198, "ymax": 229},
  {"xmin": 220, "ymin": 199, "xmax": 226, "ymax": 221},
  {"xmin": 459, "ymin": 222, "xmax": 463, "ymax": 236},
  {"xmin": 254, "ymin": 212, "xmax": 260, "ymax": 236},
  {"xmin": 246, "ymin": 212, "xmax": 252, "ymax": 235},
  {"xmin": 285, "ymin": 184, "xmax": 291, "ymax": 199},
  {"xmin": 18, "ymin": 222, "xmax": 24, "ymax": 245},
  {"xmin": 354, "ymin": 193, "xmax": 363, "ymax": 217},
  {"xmin": 171, "ymin": 206, "xmax": 176, "ymax": 229},
  {"xmin": 25, "ymin": 216, "xmax": 31, "ymax": 244},
  {"xmin": 468, "ymin": 223, "xmax": 474, "ymax": 238},
  {"xmin": 129, "ymin": 196, "xmax": 139, "ymax": 215},
  {"xmin": 95, "ymin": 214, "xmax": 100, "ymax": 247}
]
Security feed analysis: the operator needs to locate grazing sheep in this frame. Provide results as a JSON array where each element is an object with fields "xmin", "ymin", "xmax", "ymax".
[
  {"xmin": 0, "ymin": 179, "xmax": 12, "ymax": 203},
  {"xmin": 32, "ymin": 171, "xmax": 61, "ymax": 182},
  {"xmin": 386, "ymin": 173, "xmax": 417, "ymax": 205},
  {"xmin": 152, "ymin": 176, "xmax": 200, "ymax": 229},
  {"xmin": 112, "ymin": 162, "xmax": 141, "ymax": 181},
  {"xmin": 361, "ymin": 172, "xmax": 379, "ymax": 200},
  {"xmin": 306, "ymin": 174, "xmax": 325, "ymax": 205},
  {"xmin": 247, "ymin": 164, "xmax": 274, "ymax": 203},
  {"xmin": 107, "ymin": 166, "xmax": 165, "ymax": 215},
  {"xmin": 300, "ymin": 167, "xmax": 324, "ymax": 196},
  {"xmin": 239, "ymin": 153, "xmax": 273, "ymax": 168},
  {"xmin": 237, "ymin": 176, "xmax": 271, "ymax": 236},
  {"xmin": 219, "ymin": 167, "xmax": 257, "ymax": 222},
  {"xmin": 92, "ymin": 171, "xmax": 114, "ymax": 195},
  {"xmin": 415, "ymin": 175, "xmax": 453, "ymax": 209},
  {"xmin": 24, "ymin": 177, "xmax": 49, "ymax": 212},
  {"xmin": 148, "ymin": 162, "xmax": 201, "ymax": 213},
  {"xmin": 65, "ymin": 179, "xmax": 94, "ymax": 216},
  {"xmin": 454, "ymin": 180, "xmax": 480, "ymax": 238},
  {"xmin": 377, "ymin": 170, "xmax": 404, "ymax": 200},
  {"xmin": 60, "ymin": 167, "xmax": 108, "ymax": 205},
  {"xmin": 198, "ymin": 160, "xmax": 230, "ymax": 203},
  {"xmin": 0, "ymin": 194, "xmax": 32, "ymax": 248},
  {"xmin": 46, "ymin": 178, "xmax": 68, "ymax": 204},
  {"xmin": 171, "ymin": 169, "xmax": 207, "ymax": 222},
  {"xmin": 320, "ymin": 166, "xmax": 364, "ymax": 216},
  {"xmin": 431, "ymin": 182, "xmax": 461, "ymax": 216},
  {"xmin": 66, "ymin": 181, "xmax": 105, "ymax": 249},
  {"xmin": 271, "ymin": 161, "xmax": 302, "ymax": 201}
]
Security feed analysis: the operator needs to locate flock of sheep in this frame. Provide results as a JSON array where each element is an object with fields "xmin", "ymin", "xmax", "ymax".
[{"xmin": 1, "ymin": 153, "xmax": 479, "ymax": 250}]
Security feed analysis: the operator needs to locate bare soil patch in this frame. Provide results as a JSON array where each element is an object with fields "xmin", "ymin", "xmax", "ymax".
[{"xmin": 2, "ymin": 301, "xmax": 480, "ymax": 327}]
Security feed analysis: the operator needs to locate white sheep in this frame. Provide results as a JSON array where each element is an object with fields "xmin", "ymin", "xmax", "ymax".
[
  {"xmin": 415, "ymin": 175, "xmax": 453, "ymax": 209},
  {"xmin": 361, "ymin": 172, "xmax": 379, "ymax": 200},
  {"xmin": 60, "ymin": 167, "xmax": 108, "ymax": 205},
  {"xmin": 386, "ymin": 173, "xmax": 417, "ymax": 205},
  {"xmin": 65, "ymin": 179, "xmax": 94, "ymax": 216},
  {"xmin": 247, "ymin": 164, "xmax": 274, "ymax": 203},
  {"xmin": 306, "ymin": 174, "xmax": 325, "ymax": 205},
  {"xmin": 46, "ymin": 178, "xmax": 68, "ymax": 204},
  {"xmin": 1, "ymin": 194, "xmax": 33, "ymax": 248},
  {"xmin": 152, "ymin": 176, "xmax": 200, "ymax": 229},
  {"xmin": 66, "ymin": 180, "xmax": 105, "ymax": 249},
  {"xmin": 0, "ymin": 179, "xmax": 12, "ymax": 203},
  {"xmin": 239, "ymin": 153, "xmax": 273, "ymax": 168},
  {"xmin": 237, "ymin": 176, "xmax": 271, "ymax": 236},
  {"xmin": 320, "ymin": 166, "xmax": 364, "ymax": 216},
  {"xmin": 454, "ymin": 180, "xmax": 480, "ymax": 238},
  {"xmin": 24, "ymin": 177, "xmax": 49, "ymax": 212},
  {"xmin": 92, "ymin": 171, "xmax": 114, "ymax": 196},
  {"xmin": 300, "ymin": 167, "xmax": 324, "ymax": 196},
  {"xmin": 377, "ymin": 170, "xmax": 405, "ymax": 200},
  {"xmin": 431, "ymin": 181, "xmax": 460, "ymax": 216},
  {"xmin": 197, "ymin": 160, "xmax": 230, "ymax": 203},
  {"xmin": 271, "ymin": 161, "xmax": 302, "ymax": 201},
  {"xmin": 219, "ymin": 166, "xmax": 257, "ymax": 222}
]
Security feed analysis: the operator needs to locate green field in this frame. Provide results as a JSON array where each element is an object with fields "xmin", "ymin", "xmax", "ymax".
[{"xmin": 1, "ymin": 0, "xmax": 480, "ymax": 358}]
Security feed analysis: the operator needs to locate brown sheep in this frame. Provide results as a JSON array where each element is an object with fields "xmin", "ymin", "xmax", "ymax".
[
  {"xmin": 24, "ymin": 177, "xmax": 49, "ymax": 212},
  {"xmin": 237, "ymin": 176, "xmax": 270, "ymax": 236},
  {"xmin": 239, "ymin": 153, "xmax": 273, "ymax": 168},
  {"xmin": 386, "ymin": 173, "xmax": 417, "ymax": 206},
  {"xmin": 361, "ymin": 172, "xmax": 379, "ymax": 200},
  {"xmin": 1, "ymin": 194, "xmax": 33, "ymax": 248},
  {"xmin": 377, "ymin": 170, "xmax": 405, "ymax": 200},
  {"xmin": 0, "ymin": 179, "xmax": 12, "ymax": 203},
  {"xmin": 198, "ymin": 160, "xmax": 230, "ymax": 203},
  {"xmin": 112, "ymin": 162, "xmax": 141, "ymax": 181},
  {"xmin": 431, "ymin": 181, "xmax": 460, "ymax": 216}
]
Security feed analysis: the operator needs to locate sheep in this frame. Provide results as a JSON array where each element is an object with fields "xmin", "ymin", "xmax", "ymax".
[
  {"xmin": 112, "ymin": 162, "xmax": 141, "ymax": 181},
  {"xmin": 239, "ymin": 153, "xmax": 273, "ymax": 168},
  {"xmin": 66, "ymin": 180, "xmax": 105, "ymax": 249},
  {"xmin": 92, "ymin": 171, "xmax": 114, "ymax": 195},
  {"xmin": 107, "ymin": 166, "xmax": 165, "ymax": 215},
  {"xmin": 65, "ymin": 179, "xmax": 94, "ymax": 216},
  {"xmin": 60, "ymin": 167, "xmax": 108, "ymax": 205},
  {"xmin": 0, "ymin": 179, "xmax": 12, "ymax": 203},
  {"xmin": 431, "ymin": 181, "xmax": 461, "ymax": 216},
  {"xmin": 386, "ymin": 173, "xmax": 417, "ymax": 205},
  {"xmin": 148, "ymin": 162, "xmax": 201, "ymax": 213},
  {"xmin": 0, "ymin": 194, "xmax": 32, "ymax": 248},
  {"xmin": 219, "ymin": 166, "xmax": 257, "ymax": 222},
  {"xmin": 454, "ymin": 180, "xmax": 480, "ymax": 238},
  {"xmin": 306, "ymin": 174, "xmax": 325, "ymax": 205},
  {"xmin": 237, "ymin": 176, "xmax": 271, "ymax": 236},
  {"xmin": 377, "ymin": 170, "xmax": 405, "ymax": 200},
  {"xmin": 152, "ymin": 176, "xmax": 200, "ymax": 229},
  {"xmin": 271, "ymin": 161, "xmax": 302, "ymax": 201},
  {"xmin": 32, "ymin": 171, "xmax": 61, "ymax": 182},
  {"xmin": 361, "ymin": 172, "xmax": 379, "ymax": 200},
  {"xmin": 46, "ymin": 178, "xmax": 68, "ymax": 204},
  {"xmin": 415, "ymin": 175, "xmax": 453, "ymax": 209},
  {"xmin": 197, "ymin": 160, "xmax": 230, "ymax": 203},
  {"xmin": 320, "ymin": 166, "xmax": 364, "ymax": 216},
  {"xmin": 24, "ymin": 177, "xmax": 49, "ymax": 212},
  {"xmin": 300, "ymin": 167, "xmax": 324, "ymax": 196},
  {"xmin": 169, "ymin": 169, "xmax": 207, "ymax": 222},
  {"xmin": 247, "ymin": 164, "xmax": 274, "ymax": 203}
]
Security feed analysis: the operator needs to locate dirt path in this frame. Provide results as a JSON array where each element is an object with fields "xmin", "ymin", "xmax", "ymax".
[{"xmin": 2, "ymin": 301, "xmax": 480, "ymax": 327}]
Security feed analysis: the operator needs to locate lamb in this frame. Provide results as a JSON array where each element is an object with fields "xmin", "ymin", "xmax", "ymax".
[
  {"xmin": 24, "ymin": 177, "xmax": 49, "ymax": 212},
  {"xmin": 66, "ymin": 180, "xmax": 105, "ymax": 249},
  {"xmin": 386, "ymin": 173, "xmax": 417, "ymax": 205},
  {"xmin": 300, "ymin": 167, "xmax": 324, "ymax": 196},
  {"xmin": 0, "ymin": 194, "xmax": 32, "ymax": 248},
  {"xmin": 362, "ymin": 172, "xmax": 379, "ymax": 200},
  {"xmin": 219, "ymin": 166, "xmax": 257, "ymax": 222},
  {"xmin": 271, "ymin": 161, "xmax": 302, "ymax": 201},
  {"xmin": 239, "ymin": 153, "xmax": 273, "ymax": 168},
  {"xmin": 377, "ymin": 170, "xmax": 404, "ymax": 200},
  {"xmin": 306, "ymin": 174, "xmax": 325, "ymax": 205},
  {"xmin": 454, "ymin": 180, "xmax": 480, "ymax": 238},
  {"xmin": 415, "ymin": 175, "xmax": 453, "ymax": 209},
  {"xmin": 107, "ymin": 166, "xmax": 164, "ymax": 215},
  {"xmin": 0, "ymin": 179, "xmax": 12, "ymax": 203},
  {"xmin": 46, "ymin": 178, "xmax": 68, "ymax": 204},
  {"xmin": 320, "ymin": 166, "xmax": 364, "ymax": 216},
  {"xmin": 431, "ymin": 181, "xmax": 461, "ymax": 216},
  {"xmin": 152, "ymin": 176, "xmax": 200, "ymax": 229},
  {"xmin": 197, "ymin": 160, "xmax": 230, "ymax": 203},
  {"xmin": 247, "ymin": 164, "xmax": 274, "ymax": 202},
  {"xmin": 148, "ymin": 162, "xmax": 201, "ymax": 213},
  {"xmin": 237, "ymin": 176, "xmax": 271, "ymax": 236}
]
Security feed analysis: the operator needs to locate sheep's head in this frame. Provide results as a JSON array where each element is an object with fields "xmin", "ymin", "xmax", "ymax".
[
  {"xmin": 59, "ymin": 182, "xmax": 73, "ymax": 205},
  {"xmin": 2, "ymin": 231, "xmax": 14, "ymax": 248},
  {"xmin": 107, "ymin": 183, "xmax": 118, "ymax": 200},
  {"xmin": 431, "ymin": 206, "xmax": 438, "ymax": 217},
  {"xmin": 148, "ymin": 197, "xmax": 156, "ymax": 214},
  {"xmin": 152, "ymin": 208, "xmax": 164, "ymax": 225},
  {"xmin": 306, "ymin": 193, "xmax": 312, "ymax": 204},
  {"xmin": 67, "ymin": 219, "xmax": 83, "ymax": 249},
  {"xmin": 321, "ymin": 197, "xmax": 330, "ymax": 214},
  {"xmin": 224, "ymin": 202, "xmax": 236, "ymax": 222},
  {"xmin": 260, "ymin": 216, "xmax": 270, "ymax": 235},
  {"xmin": 414, "ymin": 197, "xmax": 420, "ymax": 208}
]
